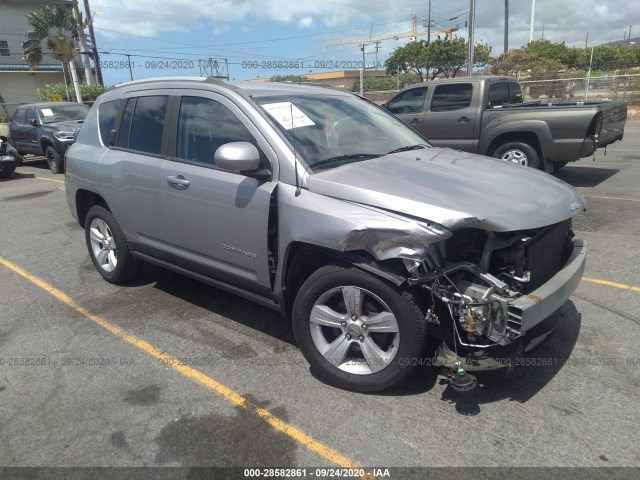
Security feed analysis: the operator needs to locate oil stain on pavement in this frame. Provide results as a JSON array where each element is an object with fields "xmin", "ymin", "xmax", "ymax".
[{"xmin": 154, "ymin": 394, "xmax": 296, "ymax": 467}]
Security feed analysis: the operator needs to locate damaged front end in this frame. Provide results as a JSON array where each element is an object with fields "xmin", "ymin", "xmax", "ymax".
[{"xmin": 403, "ymin": 220, "xmax": 586, "ymax": 376}]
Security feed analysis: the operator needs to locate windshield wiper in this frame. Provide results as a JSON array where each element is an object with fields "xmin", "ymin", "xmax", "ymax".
[
  {"xmin": 385, "ymin": 144, "xmax": 428, "ymax": 155},
  {"xmin": 311, "ymin": 153, "xmax": 380, "ymax": 170}
]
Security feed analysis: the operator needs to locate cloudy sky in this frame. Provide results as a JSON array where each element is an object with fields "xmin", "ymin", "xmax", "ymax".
[{"xmin": 88, "ymin": 0, "xmax": 640, "ymax": 84}]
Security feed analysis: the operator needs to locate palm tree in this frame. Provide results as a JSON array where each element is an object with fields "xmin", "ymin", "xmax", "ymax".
[{"xmin": 22, "ymin": 5, "xmax": 83, "ymax": 101}]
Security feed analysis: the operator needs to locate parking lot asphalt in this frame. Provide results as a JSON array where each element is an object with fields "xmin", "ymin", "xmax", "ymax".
[{"xmin": 1, "ymin": 123, "xmax": 639, "ymax": 472}]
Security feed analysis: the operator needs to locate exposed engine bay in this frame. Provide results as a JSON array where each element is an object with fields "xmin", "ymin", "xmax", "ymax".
[{"xmin": 405, "ymin": 219, "xmax": 575, "ymax": 379}]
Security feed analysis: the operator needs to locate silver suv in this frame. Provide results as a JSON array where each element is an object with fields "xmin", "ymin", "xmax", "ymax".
[{"xmin": 65, "ymin": 77, "xmax": 586, "ymax": 392}]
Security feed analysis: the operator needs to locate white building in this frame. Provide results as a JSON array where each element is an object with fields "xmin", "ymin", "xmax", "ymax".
[{"xmin": 0, "ymin": 0, "xmax": 74, "ymax": 115}]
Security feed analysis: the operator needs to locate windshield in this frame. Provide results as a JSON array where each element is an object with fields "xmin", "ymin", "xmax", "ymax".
[
  {"xmin": 38, "ymin": 104, "xmax": 89, "ymax": 124},
  {"xmin": 253, "ymin": 93, "xmax": 431, "ymax": 172}
]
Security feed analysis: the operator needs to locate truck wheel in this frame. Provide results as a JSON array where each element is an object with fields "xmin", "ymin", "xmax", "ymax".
[
  {"xmin": 85, "ymin": 205, "xmax": 141, "ymax": 284},
  {"xmin": 45, "ymin": 146, "xmax": 63, "ymax": 174},
  {"xmin": 292, "ymin": 264, "xmax": 427, "ymax": 392},
  {"xmin": 493, "ymin": 142, "xmax": 540, "ymax": 169}
]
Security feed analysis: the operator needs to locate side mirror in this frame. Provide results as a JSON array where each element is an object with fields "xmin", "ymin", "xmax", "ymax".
[
  {"xmin": 108, "ymin": 129, "xmax": 117, "ymax": 146},
  {"xmin": 29, "ymin": 118, "xmax": 38, "ymax": 126},
  {"xmin": 214, "ymin": 142, "xmax": 262, "ymax": 173}
]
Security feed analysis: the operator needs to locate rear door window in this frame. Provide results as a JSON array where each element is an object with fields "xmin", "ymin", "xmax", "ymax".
[
  {"xmin": 116, "ymin": 98, "xmax": 135, "ymax": 149},
  {"xmin": 430, "ymin": 84, "xmax": 473, "ymax": 112},
  {"xmin": 128, "ymin": 96, "xmax": 169, "ymax": 155}
]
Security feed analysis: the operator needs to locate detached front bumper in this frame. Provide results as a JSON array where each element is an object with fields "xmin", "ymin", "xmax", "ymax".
[{"xmin": 507, "ymin": 239, "xmax": 586, "ymax": 336}]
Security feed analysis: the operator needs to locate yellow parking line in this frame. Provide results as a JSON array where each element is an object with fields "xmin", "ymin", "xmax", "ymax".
[
  {"xmin": 583, "ymin": 277, "xmax": 640, "ymax": 293},
  {"xmin": 35, "ymin": 176, "xmax": 64, "ymax": 184},
  {"xmin": 0, "ymin": 256, "xmax": 362, "ymax": 470},
  {"xmin": 583, "ymin": 195, "xmax": 640, "ymax": 202}
]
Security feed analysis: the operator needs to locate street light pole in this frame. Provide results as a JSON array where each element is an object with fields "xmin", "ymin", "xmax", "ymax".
[
  {"xmin": 83, "ymin": 0, "xmax": 103, "ymax": 86},
  {"xmin": 504, "ymin": 0, "xmax": 509, "ymax": 53},
  {"xmin": 529, "ymin": 0, "xmax": 536, "ymax": 43}
]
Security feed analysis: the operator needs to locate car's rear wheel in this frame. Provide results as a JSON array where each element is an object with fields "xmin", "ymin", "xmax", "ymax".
[
  {"xmin": 493, "ymin": 142, "xmax": 541, "ymax": 169},
  {"xmin": 292, "ymin": 265, "xmax": 427, "ymax": 392},
  {"xmin": 45, "ymin": 146, "xmax": 63, "ymax": 174},
  {"xmin": 85, "ymin": 205, "xmax": 140, "ymax": 284}
]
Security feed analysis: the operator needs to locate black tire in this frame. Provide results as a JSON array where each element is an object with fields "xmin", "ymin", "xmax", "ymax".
[
  {"xmin": 493, "ymin": 142, "xmax": 541, "ymax": 169},
  {"xmin": 45, "ymin": 146, "xmax": 63, "ymax": 174},
  {"xmin": 84, "ymin": 205, "xmax": 141, "ymax": 284},
  {"xmin": 292, "ymin": 264, "xmax": 427, "ymax": 392},
  {"xmin": 0, "ymin": 161, "xmax": 17, "ymax": 179}
]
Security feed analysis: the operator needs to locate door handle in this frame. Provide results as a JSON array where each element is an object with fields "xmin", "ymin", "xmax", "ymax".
[
  {"xmin": 409, "ymin": 118, "xmax": 422, "ymax": 125},
  {"xmin": 458, "ymin": 116, "xmax": 471, "ymax": 123},
  {"xmin": 166, "ymin": 175, "xmax": 190, "ymax": 188}
]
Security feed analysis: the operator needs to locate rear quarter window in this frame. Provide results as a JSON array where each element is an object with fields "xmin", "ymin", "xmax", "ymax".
[{"xmin": 98, "ymin": 99, "xmax": 123, "ymax": 146}]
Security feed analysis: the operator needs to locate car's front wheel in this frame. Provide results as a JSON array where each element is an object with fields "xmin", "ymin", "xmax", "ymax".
[
  {"xmin": 292, "ymin": 265, "xmax": 427, "ymax": 392},
  {"xmin": 85, "ymin": 205, "xmax": 141, "ymax": 284},
  {"xmin": 45, "ymin": 146, "xmax": 63, "ymax": 174}
]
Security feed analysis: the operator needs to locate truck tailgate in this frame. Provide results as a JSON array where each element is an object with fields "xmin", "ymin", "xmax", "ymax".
[{"xmin": 599, "ymin": 100, "xmax": 627, "ymax": 146}]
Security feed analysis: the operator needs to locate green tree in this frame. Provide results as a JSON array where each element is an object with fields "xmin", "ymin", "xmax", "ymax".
[
  {"xmin": 524, "ymin": 40, "xmax": 571, "ymax": 64},
  {"xmin": 385, "ymin": 38, "xmax": 492, "ymax": 80},
  {"xmin": 22, "ymin": 5, "xmax": 78, "ymax": 69},
  {"xmin": 384, "ymin": 40, "xmax": 430, "ymax": 80},
  {"xmin": 491, "ymin": 49, "xmax": 567, "ymax": 80},
  {"xmin": 37, "ymin": 83, "xmax": 106, "ymax": 102}
]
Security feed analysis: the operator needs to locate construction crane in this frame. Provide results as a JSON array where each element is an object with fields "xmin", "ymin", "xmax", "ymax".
[{"xmin": 323, "ymin": 14, "xmax": 458, "ymax": 47}]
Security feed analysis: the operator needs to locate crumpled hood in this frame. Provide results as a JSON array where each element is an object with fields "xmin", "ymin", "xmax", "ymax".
[{"xmin": 306, "ymin": 148, "xmax": 586, "ymax": 232}]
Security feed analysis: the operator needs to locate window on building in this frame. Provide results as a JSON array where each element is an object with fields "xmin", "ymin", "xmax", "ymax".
[{"xmin": 0, "ymin": 41, "xmax": 10, "ymax": 56}]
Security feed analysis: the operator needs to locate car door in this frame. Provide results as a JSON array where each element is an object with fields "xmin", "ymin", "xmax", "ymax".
[
  {"xmin": 161, "ymin": 92, "xmax": 277, "ymax": 293},
  {"xmin": 22, "ymin": 107, "xmax": 41, "ymax": 153},
  {"xmin": 385, "ymin": 86, "xmax": 428, "ymax": 136},
  {"xmin": 97, "ymin": 93, "xmax": 171, "ymax": 257},
  {"xmin": 10, "ymin": 107, "xmax": 36, "ymax": 153},
  {"xmin": 420, "ymin": 82, "xmax": 478, "ymax": 152}
]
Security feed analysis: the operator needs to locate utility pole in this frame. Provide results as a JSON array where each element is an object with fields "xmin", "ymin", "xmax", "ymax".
[
  {"xmin": 72, "ymin": 0, "xmax": 92, "ymax": 84},
  {"xmin": 82, "ymin": 0, "xmax": 103, "ymax": 86},
  {"xmin": 629, "ymin": 25, "xmax": 633, "ymax": 43},
  {"xmin": 585, "ymin": 32, "xmax": 589, "ymax": 48},
  {"xmin": 541, "ymin": 24, "xmax": 545, "ymax": 40},
  {"xmin": 427, "ymin": 0, "xmax": 432, "ymax": 44},
  {"xmin": 504, "ymin": 0, "xmax": 509, "ymax": 53},
  {"xmin": 467, "ymin": 0, "xmax": 475, "ymax": 75},
  {"xmin": 125, "ymin": 54, "xmax": 133, "ymax": 81},
  {"xmin": 529, "ymin": 0, "xmax": 536, "ymax": 43},
  {"xmin": 426, "ymin": 0, "xmax": 432, "ymax": 80},
  {"xmin": 360, "ymin": 44, "xmax": 365, "ymax": 97}
]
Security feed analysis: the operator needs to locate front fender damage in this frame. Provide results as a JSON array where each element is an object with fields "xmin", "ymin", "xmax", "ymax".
[{"xmin": 278, "ymin": 184, "xmax": 458, "ymax": 263}]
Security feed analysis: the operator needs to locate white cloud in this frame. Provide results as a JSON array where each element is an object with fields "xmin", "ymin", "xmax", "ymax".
[{"xmin": 298, "ymin": 16, "xmax": 314, "ymax": 29}]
